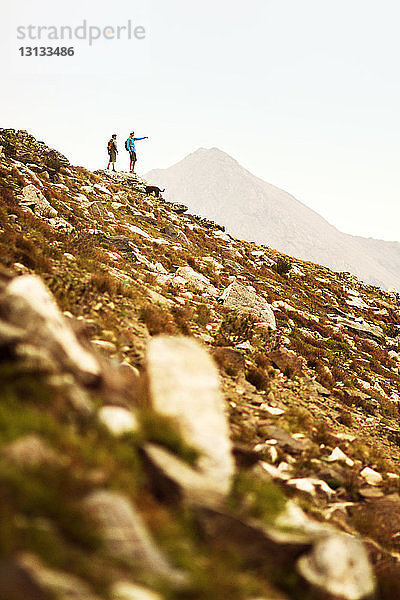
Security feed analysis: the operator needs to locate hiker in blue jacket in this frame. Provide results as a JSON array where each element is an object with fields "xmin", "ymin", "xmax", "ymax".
[{"xmin": 125, "ymin": 131, "xmax": 148, "ymax": 173}]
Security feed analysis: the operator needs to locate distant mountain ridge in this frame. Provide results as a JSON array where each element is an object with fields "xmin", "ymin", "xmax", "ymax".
[{"xmin": 146, "ymin": 148, "xmax": 400, "ymax": 290}]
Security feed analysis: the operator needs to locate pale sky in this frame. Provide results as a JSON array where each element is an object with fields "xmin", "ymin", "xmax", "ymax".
[{"xmin": 1, "ymin": 0, "xmax": 399, "ymax": 242}]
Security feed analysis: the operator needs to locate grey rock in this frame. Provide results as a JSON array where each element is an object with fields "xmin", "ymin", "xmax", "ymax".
[
  {"xmin": 269, "ymin": 347, "xmax": 306, "ymax": 377},
  {"xmin": 82, "ymin": 490, "xmax": 187, "ymax": 585},
  {"xmin": 259, "ymin": 426, "xmax": 310, "ymax": 454},
  {"xmin": 21, "ymin": 184, "xmax": 57, "ymax": 218},
  {"xmin": 87, "ymin": 201, "xmax": 109, "ymax": 219},
  {"xmin": 111, "ymin": 581, "xmax": 164, "ymax": 600},
  {"xmin": 161, "ymin": 224, "xmax": 190, "ymax": 247},
  {"xmin": 170, "ymin": 203, "xmax": 188, "ymax": 214},
  {"xmin": 3, "ymin": 435, "xmax": 58, "ymax": 467},
  {"xmin": 16, "ymin": 553, "xmax": 101, "ymax": 600},
  {"xmin": 174, "ymin": 266, "xmax": 218, "ymax": 296},
  {"xmin": 1, "ymin": 275, "xmax": 101, "ymax": 384},
  {"xmin": 339, "ymin": 318, "xmax": 384, "ymax": 342},
  {"xmin": 146, "ymin": 336, "xmax": 234, "ymax": 495},
  {"xmin": 297, "ymin": 534, "xmax": 375, "ymax": 600},
  {"xmin": 220, "ymin": 280, "xmax": 276, "ymax": 329},
  {"xmin": 143, "ymin": 443, "xmax": 225, "ymax": 506}
]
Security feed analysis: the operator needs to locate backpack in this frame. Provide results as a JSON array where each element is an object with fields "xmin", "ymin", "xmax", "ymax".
[
  {"xmin": 107, "ymin": 139, "xmax": 114, "ymax": 153},
  {"xmin": 125, "ymin": 139, "xmax": 130, "ymax": 151}
]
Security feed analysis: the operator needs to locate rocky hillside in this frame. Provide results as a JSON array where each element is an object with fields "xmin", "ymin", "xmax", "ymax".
[
  {"xmin": 2, "ymin": 128, "xmax": 400, "ymax": 599},
  {"xmin": 146, "ymin": 148, "xmax": 400, "ymax": 291}
]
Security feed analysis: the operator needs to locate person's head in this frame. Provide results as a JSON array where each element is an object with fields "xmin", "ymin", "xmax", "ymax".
[
  {"xmin": 112, "ymin": 134, "xmax": 117, "ymax": 139},
  {"xmin": 130, "ymin": 131, "xmax": 134, "ymax": 137}
]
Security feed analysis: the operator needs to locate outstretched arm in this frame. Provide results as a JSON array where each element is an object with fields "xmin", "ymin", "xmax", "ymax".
[{"xmin": 134, "ymin": 136, "xmax": 149, "ymax": 141}]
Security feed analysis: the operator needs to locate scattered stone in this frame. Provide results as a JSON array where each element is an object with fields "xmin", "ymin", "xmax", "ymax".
[
  {"xmin": 269, "ymin": 347, "xmax": 306, "ymax": 378},
  {"xmin": 220, "ymin": 281, "xmax": 276, "ymax": 329},
  {"xmin": 2, "ymin": 275, "xmax": 101, "ymax": 384},
  {"xmin": 146, "ymin": 336, "xmax": 234, "ymax": 495},
  {"xmin": 212, "ymin": 347, "xmax": 246, "ymax": 375},
  {"xmin": 16, "ymin": 553, "xmax": 101, "ymax": 600},
  {"xmin": 143, "ymin": 443, "xmax": 225, "ymax": 506},
  {"xmin": 161, "ymin": 224, "xmax": 190, "ymax": 246},
  {"xmin": 93, "ymin": 183, "xmax": 112, "ymax": 195},
  {"xmin": 170, "ymin": 203, "xmax": 188, "ymax": 214},
  {"xmin": 359, "ymin": 487, "xmax": 385, "ymax": 499},
  {"xmin": 259, "ymin": 405, "xmax": 285, "ymax": 417},
  {"xmin": 297, "ymin": 534, "xmax": 375, "ymax": 600},
  {"xmin": 111, "ymin": 581, "xmax": 163, "ymax": 600},
  {"xmin": 3, "ymin": 435, "xmax": 58, "ymax": 467},
  {"xmin": 287, "ymin": 478, "xmax": 335, "ymax": 498},
  {"xmin": 326, "ymin": 447, "xmax": 355, "ymax": 467},
  {"xmin": 98, "ymin": 406, "xmax": 139, "ymax": 437},
  {"xmin": 91, "ymin": 339, "xmax": 117, "ymax": 354},
  {"xmin": 82, "ymin": 490, "xmax": 187, "ymax": 585},
  {"xmin": 339, "ymin": 318, "xmax": 384, "ymax": 342},
  {"xmin": 258, "ymin": 426, "xmax": 309, "ymax": 454},
  {"xmin": 20, "ymin": 184, "xmax": 57, "ymax": 218},
  {"xmin": 360, "ymin": 467, "xmax": 383, "ymax": 486},
  {"xmin": 174, "ymin": 266, "xmax": 218, "ymax": 296},
  {"xmin": 87, "ymin": 201, "xmax": 109, "ymax": 219}
]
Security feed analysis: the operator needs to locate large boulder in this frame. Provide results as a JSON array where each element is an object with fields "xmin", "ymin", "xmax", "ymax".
[
  {"xmin": 220, "ymin": 280, "xmax": 276, "ymax": 329},
  {"xmin": 145, "ymin": 336, "xmax": 234, "ymax": 495}
]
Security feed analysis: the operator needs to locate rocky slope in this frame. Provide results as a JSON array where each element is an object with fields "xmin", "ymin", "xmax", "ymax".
[
  {"xmin": 1, "ymin": 128, "xmax": 400, "ymax": 599},
  {"xmin": 146, "ymin": 147, "xmax": 400, "ymax": 291}
]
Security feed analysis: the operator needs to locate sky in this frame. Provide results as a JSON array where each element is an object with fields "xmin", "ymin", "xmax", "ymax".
[{"xmin": 1, "ymin": 0, "xmax": 400, "ymax": 242}]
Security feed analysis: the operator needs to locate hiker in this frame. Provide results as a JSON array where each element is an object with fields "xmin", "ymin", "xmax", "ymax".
[
  {"xmin": 125, "ymin": 131, "xmax": 148, "ymax": 173},
  {"xmin": 107, "ymin": 134, "xmax": 118, "ymax": 171}
]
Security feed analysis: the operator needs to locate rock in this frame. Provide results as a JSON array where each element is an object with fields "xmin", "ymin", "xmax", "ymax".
[
  {"xmin": 1, "ymin": 275, "xmax": 101, "ymax": 384},
  {"xmin": 82, "ymin": 490, "xmax": 187, "ymax": 585},
  {"xmin": 269, "ymin": 347, "xmax": 306, "ymax": 378},
  {"xmin": 98, "ymin": 406, "xmax": 139, "ymax": 436},
  {"xmin": 87, "ymin": 201, "xmax": 109, "ymax": 219},
  {"xmin": 359, "ymin": 487, "xmax": 384, "ymax": 499},
  {"xmin": 93, "ymin": 183, "xmax": 111, "ymax": 195},
  {"xmin": 174, "ymin": 266, "xmax": 218, "ymax": 296},
  {"xmin": 146, "ymin": 336, "xmax": 234, "ymax": 495},
  {"xmin": 3, "ymin": 435, "xmax": 58, "ymax": 467},
  {"xmin": 48, "ymin": 216, "xmax": 74, "ymax": 233},
  {"xmin": 170, "ymin": 203, "xmax": 188, "ymax": 214},
  {"xmin": 259, "ymin": 426, "xmax": 309, "ymax": 454},
  {"xmin": 21, "ymin": 184, "xmax": 57, "ymax": 218},
  {"xmin": 360, "ymin": 467, "xmax": 383, "ymax": 486},
  {"xmin": 259, "ymin": 405, "xmax": 285, "ymax": 416},
  {"xmin": 143, "ymin": 443, "xmax": 226, "ymax": 506},
  {"xmin": 212, "ymin": 347, "xmax": 246, "ymax": 375},
  {"xmin": 91, "ymin": 339, "xmax": 117, "ymax": 354},
  {"xmin": 351, "ymin": 494, "xmax": 400, "ymax": 549},
  {"xmin": 0, "ymin": 558, "xmax": 52, "ymax": 600},
  {"xmin": 325, "ymin": 447, "xmax": 355, "ymax": 467},
  {"xmin": 287, "ymin": 478, "xmax": 335, "ymax": 499},
  {"xmin": 13, "ymin": 553, "xmax": 101, "ymax": 600},
  {"xmin": 220, "ymin": 281, "xmax": 276, "ymax": 329},
  {"xmin": 111, "ymin": 581, "xmax": 163, "ymax": 600},
  {"xmin": 161, "ymin": 224, "xmax": 190, "ymax": 247},
  {"xmin": 297, "ymin": 534, "xmax": 375, "ymax": 600},
  {"xmin": 339, "ymin": 318, "xmax": 384, "ymax": 343}
]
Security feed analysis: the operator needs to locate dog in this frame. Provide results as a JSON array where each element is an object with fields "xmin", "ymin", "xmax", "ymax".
[{"xmin": 145, "ymin": 185, "xmax": 165, "ymax": 198}]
